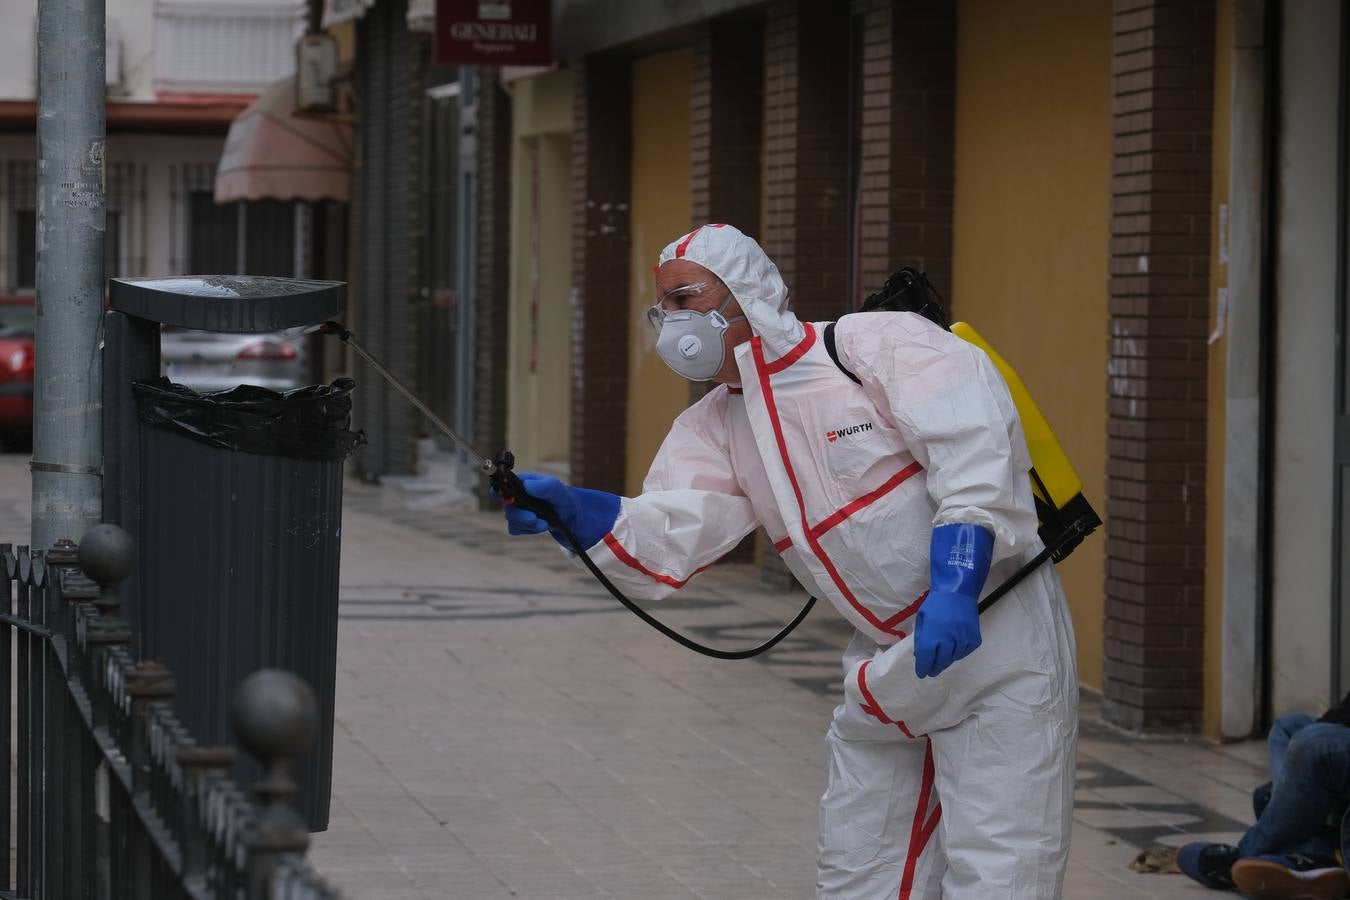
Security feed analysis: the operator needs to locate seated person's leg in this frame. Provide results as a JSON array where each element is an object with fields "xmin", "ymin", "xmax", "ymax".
[
  {"xmin": 1269, "ymin": 713, "xmax": 1319, "ymax": 780},
  {"xmin": 1254, "ymin": 713, "xmax": 1319, "ymax": 820},
  {"xmin": 1180, "ymin": 721, "xmax": 1350, "ymax": 891},
  {"xmin": 1237, "ymin": 722, "xmax": 1350, "ymax": 861}
]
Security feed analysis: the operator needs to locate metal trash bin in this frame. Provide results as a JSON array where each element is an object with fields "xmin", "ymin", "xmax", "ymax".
[{"xmin": 102, "ymin": 276, "xmax": 355, "ymax": 831}]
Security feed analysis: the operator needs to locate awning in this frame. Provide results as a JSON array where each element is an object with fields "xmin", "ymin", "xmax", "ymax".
[
  {"xmin": 214, "ymin": 76, "xmax": 353, "ymax": 204},
  {"xmin": 0, "ymin": 98, "xmax": 250, "ymax": 134},
  {"xmin": 322, "ymin": 0, "xmax": 377, "ymax": 28}
]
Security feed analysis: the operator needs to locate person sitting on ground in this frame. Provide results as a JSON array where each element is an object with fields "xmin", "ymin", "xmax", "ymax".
[{"xmin": 1178, "ymin": 691, "xmax": 1350, "ymax": 899}]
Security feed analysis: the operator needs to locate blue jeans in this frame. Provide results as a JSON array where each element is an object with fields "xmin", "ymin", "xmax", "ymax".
[
  {"xmin": 1237, "ymin": 714, "xmax": 1350, "ymax": 861},
  {"xmin": 1268, "ymin": 713, "xmax": 1317, "ymax": 779}
]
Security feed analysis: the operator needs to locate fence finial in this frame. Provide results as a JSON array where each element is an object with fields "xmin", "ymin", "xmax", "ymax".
[
  {"xmin": 234, "ymin": 669, "xmax": 316, "ymax": 860},
  {"xmin": 78, "ymin": 523, "xmax": 135, "ymax": 613}
]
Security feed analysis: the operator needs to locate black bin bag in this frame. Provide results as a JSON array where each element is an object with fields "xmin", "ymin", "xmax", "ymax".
[{"xmin": 134, "ymin": 377, "xmax": 363, "ymax": 460}]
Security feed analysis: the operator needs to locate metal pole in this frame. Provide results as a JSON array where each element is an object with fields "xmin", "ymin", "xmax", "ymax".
[{"xmin": 32, "ymin": 0, "xmax": 106, "ymax": 551}]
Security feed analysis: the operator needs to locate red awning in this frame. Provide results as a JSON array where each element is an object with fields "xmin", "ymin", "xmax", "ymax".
[
  {"xmin": 214, "ymin": 76, "xmax": 353, "ymax": 204},
  {"xmin": 0, "ymin": 97, "xmax": 250, "ymax": 133}
]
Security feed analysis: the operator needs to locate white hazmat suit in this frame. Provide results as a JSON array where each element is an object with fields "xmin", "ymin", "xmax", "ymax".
[{"xmin": 584, "ymin": 225, "xmax": 1079, "ymax": 899}]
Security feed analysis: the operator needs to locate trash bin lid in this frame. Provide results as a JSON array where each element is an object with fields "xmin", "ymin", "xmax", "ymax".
[{"xmin": 109, "ymin": 276, "xmax": 343, "ymax": 333}]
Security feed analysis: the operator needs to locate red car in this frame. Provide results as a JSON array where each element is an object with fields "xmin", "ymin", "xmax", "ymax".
[{"xmin": 0, "ymin": 298, "xmax": 34, "ymax": 446}]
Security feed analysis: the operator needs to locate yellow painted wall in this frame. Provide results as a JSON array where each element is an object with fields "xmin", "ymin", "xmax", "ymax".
[
  {"xmin": 953, "ymin": 0, "xmax": 1112, "ymax": 689},
  {"xmin": 331, "ymin": 20, "xmax": 356, "ymax": 71},
  {"xmin": 626, "ymin": 48, "xmax": 694, "ymax": 495},
  {"xmin": 508, "ymin": 68, "xmax": 574, "ymax": 136},
  {"xmin": 1204, "ymin": 0, "xmax": 1232, "ymax": 739},
  {"xmin": 507, "ymin": 70, "xmax": 574, "ymax": 473}
]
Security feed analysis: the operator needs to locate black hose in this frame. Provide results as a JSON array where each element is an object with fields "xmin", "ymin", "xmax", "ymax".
[
  {"xmin": 321, "ymin": 320, "xmax": 816, "ymax": 660},
  {"xmin": 557, "ymin": 518, "xmax": 818, "ymax": 660},
  {"xmin": 501, "ymin": 462, "xmax": 1083, "ymax": 658},
  {"xmin": 498, "ymin": 462, "xmax": 1080, "ymax": 657},
  {"xmin": 497, "ymin": 462, "xmax": 817, "ymax": 660},
  {"xmin": 322, "ymin": 321, "xmax": 1077, "ymax": 660}
]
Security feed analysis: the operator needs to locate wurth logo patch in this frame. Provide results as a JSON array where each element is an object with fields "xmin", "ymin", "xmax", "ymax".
[{"xmin": 826, "ymin": 422, "xmax": 873, "ymax": 443}]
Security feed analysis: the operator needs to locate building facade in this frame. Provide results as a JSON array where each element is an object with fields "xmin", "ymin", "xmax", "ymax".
[
  {"xmin": 0, "ymin": 0, "xmax": 322, "ymax": 298},
  {"xmin": 342, "ymin": 0, "xmax": 1347, "ymax": 738},
  {"xmin": 551, "ymin": 0, "xmax": 1123, "ymax": 719}
]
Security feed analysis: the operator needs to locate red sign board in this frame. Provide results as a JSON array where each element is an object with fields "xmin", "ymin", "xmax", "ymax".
[{"xmin": 434, "ymin": 0, "xmax": 551, "ymax": 66}]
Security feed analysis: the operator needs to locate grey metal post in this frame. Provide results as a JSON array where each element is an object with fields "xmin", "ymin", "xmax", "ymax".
[
  {"xmin": 1222, "ymin": 0, "xmax": 1270, "ymax": 739},
  {"xmin": 32, "ymin": 0, "xmax": 107, "ymax": 551}
]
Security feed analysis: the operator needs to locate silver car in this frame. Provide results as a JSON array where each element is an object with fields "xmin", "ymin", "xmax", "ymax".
[{"xmin": 160, "ymin": 326, "xmax": 309, "ymax": 393}]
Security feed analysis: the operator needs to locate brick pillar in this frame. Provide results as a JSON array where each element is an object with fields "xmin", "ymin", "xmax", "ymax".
[
  {"xmin": 472, "ymin": 74, "xmax": 512, "ymax": 508},
  {"xmin": 762, "ymin": 1, "xmax": 851, "ymax": 322},
  {"xmin": 688, "ymin": 18, "xmax": 766, "ymax": 561},
  {"xmin": 569, "ymin": 57, "xmax": 632, "ymax": 494},
  {"xmin": 691, "ymin": 18, "xmax": 764, "ymax": 234},
  {"xmin": 690, "ymin": 16, "xmax": 764, "ymax": 417},
  {"xmin": 1103, "ymin": 0, "xmax": 1215, "ymax": 733},
  {"xmin": 857, "ymin": 0, "xmax": 955, "ymax": 304},
  {"xmin": 351, "ymin": 0, "xmax": 426, "ymax": 478},
  {"xmin": 756, "ymin": 1, "xmax": 849, "ymax": 586}
]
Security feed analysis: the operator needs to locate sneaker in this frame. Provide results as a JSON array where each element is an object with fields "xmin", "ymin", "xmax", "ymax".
[
  {"xmin": 1230, "ymin": 854, "xmax": 1350, "ymax": 899},
  {"xmin": 1178, "ymin": 842, "xmax": 1240, "ymax": 890}
]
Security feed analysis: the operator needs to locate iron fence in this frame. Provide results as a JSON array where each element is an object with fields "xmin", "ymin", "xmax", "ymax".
[{"xmin": 1, "ymin": 523, "xmax": 347, "ymax": 900}]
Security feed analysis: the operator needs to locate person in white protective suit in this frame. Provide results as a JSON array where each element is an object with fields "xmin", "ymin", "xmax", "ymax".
[{"xmin": 499, "ymin": 223, "xmax": 1080, "ymax": 899}]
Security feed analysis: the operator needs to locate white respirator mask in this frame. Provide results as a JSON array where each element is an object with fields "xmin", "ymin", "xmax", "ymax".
[{"xmin": 648, "ymin": 291, "xmax": 747, "ymax": 382}]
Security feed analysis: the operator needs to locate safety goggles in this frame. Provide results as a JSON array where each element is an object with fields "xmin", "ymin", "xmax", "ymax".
[{"xmin": 644, "ymin": 278, "xmax": 727, "ymax": 333}]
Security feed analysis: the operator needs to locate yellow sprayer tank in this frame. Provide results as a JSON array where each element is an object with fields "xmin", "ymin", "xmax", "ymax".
[{"xmin": 951, "ymin": 321, "xmax": 1101, "ymax": 561}]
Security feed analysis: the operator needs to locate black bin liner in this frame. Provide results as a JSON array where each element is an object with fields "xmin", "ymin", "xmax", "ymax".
[
  {"xmin": 133, "ymin": 376, "xmax": 363, "ymax": 459},
  {"xmin": 131, "ymin": 377, "xmax": 362, "ymax": 831}
]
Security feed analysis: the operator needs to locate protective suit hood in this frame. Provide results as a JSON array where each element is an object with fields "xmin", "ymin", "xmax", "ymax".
[{"xmin": 658, "ymin": 224, "xmax": 805, "ymax": 361}]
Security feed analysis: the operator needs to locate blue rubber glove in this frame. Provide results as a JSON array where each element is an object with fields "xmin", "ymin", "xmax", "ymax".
[
  {"xmin": 498, "ymin": 473, "xmax": 620, "ymax": 550},
  {"xmin": 914, "ymin": 523, "xmax": 993, "ymax": 679}
]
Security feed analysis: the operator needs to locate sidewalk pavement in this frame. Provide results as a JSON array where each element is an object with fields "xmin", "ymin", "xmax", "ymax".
[{"xmin": 0, "ymin": 455, "xmax": 1267, "ymax": 898}]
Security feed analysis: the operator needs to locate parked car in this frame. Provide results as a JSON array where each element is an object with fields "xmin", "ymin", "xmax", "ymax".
[
  {"xmin": 160, "ymin": 326, "xmax": 309, "ymax": 393},
  {"xmin": 0, "ymin": 297, "xmax": 34, "ymax": 446}
]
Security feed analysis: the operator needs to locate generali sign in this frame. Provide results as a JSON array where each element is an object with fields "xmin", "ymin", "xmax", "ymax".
[{"xmin": 434, "ymin": 0, "xmax": 551, "ymax": 66}]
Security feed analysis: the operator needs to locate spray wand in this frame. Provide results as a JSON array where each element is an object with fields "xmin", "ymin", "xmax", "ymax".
[{"xmin": 313, "ymin": 321, "xmax": 815, "ymax": 660}]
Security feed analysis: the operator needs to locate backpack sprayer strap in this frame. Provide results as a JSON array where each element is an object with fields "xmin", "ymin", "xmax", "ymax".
[{"xmin": 824, "ymin": 321, "xmax": 862, "ymax": 386}]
